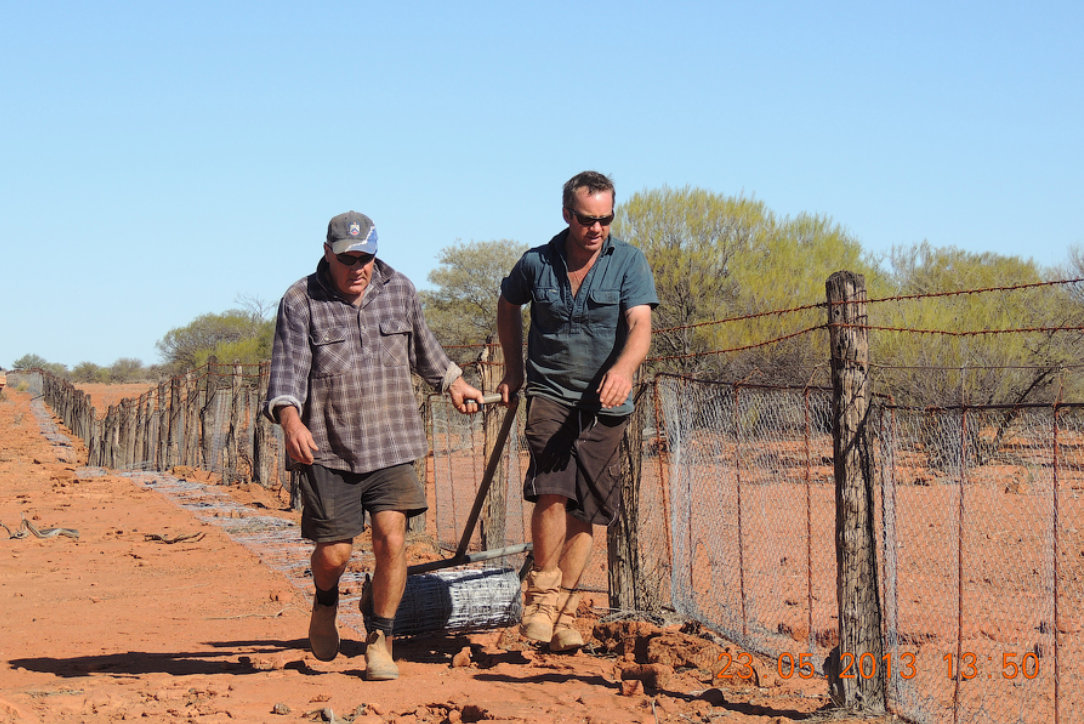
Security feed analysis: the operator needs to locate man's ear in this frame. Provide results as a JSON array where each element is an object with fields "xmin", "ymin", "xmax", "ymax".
[{"xmin": 562, "ymin": 207, "xmax": 571, "ymax": 225}]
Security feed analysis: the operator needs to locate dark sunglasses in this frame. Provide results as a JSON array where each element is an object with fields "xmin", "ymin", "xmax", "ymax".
[
  {"xmin": 334, "ymin": 252, "xmax": 375, "ymax": 267},
  {"xmin": 568, "ymin": 209, "xmax": 614, "ymax": 227}
]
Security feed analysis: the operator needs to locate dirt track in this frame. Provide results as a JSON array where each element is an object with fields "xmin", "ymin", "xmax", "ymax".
[{"xmin": 0, "ymin": 383, "xmax": 891, "ymax": 724}]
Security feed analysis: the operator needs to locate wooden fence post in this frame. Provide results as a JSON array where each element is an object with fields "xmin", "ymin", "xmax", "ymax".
[
  {"xmin": 184, "ymin": 370, "xmax": 200, "ymax": 466},
  {"xmin": 143, "ymin": 393, "xmax": 156, "ymax": 466},
  {"xmin": 156, "ymin": 381, "xmax": 169, "ymax": 471},
  {"xmin": 102, "ymin": 405, "xmax": 113, "ymax": 466},
  {"xmin": 202, "ymin": 357, "xmax": 219, "ymax": 475},
  {"xmin": 226, "ymin": 362, "xmax": 243, "ymax": 482},
  {"xmin": 479, "ymin": 337, "xmax": 506, "ymax": 551},
  {"xmin": 82, "ymin": 391, "xmax": 91, "ymax": 444},
  {"xmin": 89, "ymin": 414, "xmax": 101, "ymax": 467},
  {"xmin": 133, "ymin": 393, "xmax": 147, "ymax": 469},
  {"xmin": 826, "ymin": 271, "xmax": 886, "ymax": 712},
  {"xmin": 167, "ymin": 376, "xmax": 183, "ymax": 469},
  {"xmin": 122, "ymin": 399, "xmax": 137, "ymax": 469},
  {"xmin": 255, "ymin": 361, "xmax": 276, "ymax": 488},
  {"xmin": 72, "ymin": 388, "xmax": 84, "ymax": 442},
  {"xmin": 107, "ymin": 405, "xmax": 121, "ymax": 470},
  {"xmin": 97, "ymin": 406, "xmax": 108, "ymax": 469},
  {"xmin": 115, "ymin": 401, "xmax": 127, "ymax": 469}
]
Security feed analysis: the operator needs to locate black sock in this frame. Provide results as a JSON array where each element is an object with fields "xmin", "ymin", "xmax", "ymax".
[
  {"xmin": 370, "ymin": 615, "xmax": 395, "ymax": 637},
  {"xmin": 315, "ymin": 584, "xmax": 339, "ymax": 607}
]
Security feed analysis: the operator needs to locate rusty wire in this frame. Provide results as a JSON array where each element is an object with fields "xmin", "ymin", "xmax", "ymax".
[{"xmin": 832, "ymin": 323, "xmax": 1084, "ymax": 338}]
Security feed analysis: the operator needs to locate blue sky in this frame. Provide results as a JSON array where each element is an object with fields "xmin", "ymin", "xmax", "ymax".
[{"xmin": 2, "ymin": 1, "xmax": 1081, "ymax": 369}]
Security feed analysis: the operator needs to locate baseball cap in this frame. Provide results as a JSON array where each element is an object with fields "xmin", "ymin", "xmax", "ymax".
[{"xmin": 326, "ymin": 211, "xmax": 379, "ymax": 255}]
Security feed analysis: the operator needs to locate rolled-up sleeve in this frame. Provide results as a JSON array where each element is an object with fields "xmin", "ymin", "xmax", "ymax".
[
  {"xmin": 409, "ymin": 292, "xmax": 460, "ymax": 392},
  {"xmin": 263, "ymin": 289, "xmax": 311, "ymax": 423}
]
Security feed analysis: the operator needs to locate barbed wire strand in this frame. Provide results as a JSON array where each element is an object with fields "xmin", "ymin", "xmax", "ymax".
[{"xmin": 832, "ymin": 323, "xmax": 1084, "ymax": 338}]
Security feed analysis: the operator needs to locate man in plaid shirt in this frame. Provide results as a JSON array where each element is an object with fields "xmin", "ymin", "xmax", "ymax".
[{"xmin": 264, "ymin": 211, "xmax": 485, "ymax": 681}]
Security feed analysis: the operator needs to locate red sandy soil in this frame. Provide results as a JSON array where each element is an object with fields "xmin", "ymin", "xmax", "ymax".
[{"xmin": 0, "ymin": 384, "xmax": 898, "ymax": 724}]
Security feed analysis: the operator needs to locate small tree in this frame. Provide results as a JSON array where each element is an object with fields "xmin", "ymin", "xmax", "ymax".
[
  {"xmin": 419, "ymin": 239, "xmax": 529, "ymax": 357},
  {"xmin": 875, "ymin": 243, "xmax": 1083, "ymax": 469},
  {"xmin": 12, "ymin": 353, "xmax": 49, "ymax": 370},
  {"xmin": 156, "ymin": 310, "xmax": 270, "ymax": 371},
  {"xmin": 108, "ymin": 357, "xmax": 147, "ymax": 383},
  {"xmin": 193, "ymin": 328, "xmax": 274, "ymax": 367},
  {"xmin": 12, "ymin": 354, "xmax": 68, "ymax": 378},
  {"xmin": 71, "ymin": 361, "xmax": 108, "ymax": 383},
  {"xmin": 875, "ymin": 243, "xmax": 1074, "ymax": 407}
]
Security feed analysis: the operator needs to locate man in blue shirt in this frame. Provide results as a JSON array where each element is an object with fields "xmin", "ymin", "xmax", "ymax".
[{"xmin": 497, "ymin": 171, "xmax": 658, "ymax": 651}]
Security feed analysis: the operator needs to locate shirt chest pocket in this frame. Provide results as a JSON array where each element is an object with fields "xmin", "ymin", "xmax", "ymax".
[
  {"xmin": 380, "ymin": 319, "xmax": 412, "ymax": 367},
  {"xmin": 530, "ymin": 287, "xmax": 565, "ymax": 333},
  {"xmin": 310, "ymin": 327, "xmax": 352, "ymax": 378},
  {"xmin": 585, "ymin": 288, "xmax": 621, "ymax": 327}
]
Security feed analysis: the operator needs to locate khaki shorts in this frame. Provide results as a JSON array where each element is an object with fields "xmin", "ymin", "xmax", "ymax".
[
  {"xmin": 523, "ymin": 396, "xmax": 628, "ymax": 526},
  {"xmin": 300, "ymin": 463, "xmax": 427, "ymax": 543}
]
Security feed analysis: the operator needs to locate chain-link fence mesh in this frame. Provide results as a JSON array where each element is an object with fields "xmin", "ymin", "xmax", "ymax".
[
  {"xmin": 880, "ymin": 405, "xmax": 1083, "ymax": 724},
  {"xmin": 654, "ymin": 375, "xmax": 838, "ymax": 664},
  {"xmin": 650, "ymin": 374, "xmax": 1081, "ymax": 724},
  {"xmin": 426, "ymin": 395, "xmax": 534, "ymax": 578}
]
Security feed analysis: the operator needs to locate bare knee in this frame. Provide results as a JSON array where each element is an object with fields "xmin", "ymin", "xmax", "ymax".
[
  {"xmin": 370, "ymin": 511, "xmax": 407, "ymax": 560},
  {"xmin": 311, "ymin": 540, "xmax": 353, "ymax": 586}
]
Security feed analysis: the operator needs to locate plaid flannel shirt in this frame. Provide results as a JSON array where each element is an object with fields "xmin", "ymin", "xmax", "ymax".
[{"xmin": 263, "ymin": 258, "xmax": 460, "ymax": 474}]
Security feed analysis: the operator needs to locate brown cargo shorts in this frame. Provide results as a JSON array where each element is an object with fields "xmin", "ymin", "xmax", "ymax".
[{"xmin": 523, "ymin": 396, "xmax": 629, "ymax": 526}]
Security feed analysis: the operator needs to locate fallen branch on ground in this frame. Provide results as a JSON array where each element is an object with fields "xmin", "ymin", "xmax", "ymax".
[{"xmin": 144, "ymin": 532, "xmax": 206, "ymax": 544}]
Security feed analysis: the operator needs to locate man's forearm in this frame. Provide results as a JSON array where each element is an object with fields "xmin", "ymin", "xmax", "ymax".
[
  {"xmin": 610, "ymin": 306, "xmax": 652, "ymax": 378},
  {"xmin": 277, "ymin": 404, "xmax": 303, "ymax": 430}
]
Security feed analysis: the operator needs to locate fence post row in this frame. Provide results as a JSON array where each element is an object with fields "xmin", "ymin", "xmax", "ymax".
[
  {"xmin": 29, "ymin": 357, "xmax": 284, "ymax": 488},
  {"xmin": 826, "ymin": 271, "xmax": 886, "ymax": 712}
]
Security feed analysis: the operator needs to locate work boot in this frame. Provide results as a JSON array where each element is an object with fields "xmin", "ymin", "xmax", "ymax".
[
  {"xmin": 520, "ymin": 568, "xmax": 562, "ymax": 642},
  {"xmin": 308, "ymin": 598, "xmax": 340, "ymax": 662},
  {"xmin": 550, "ymin": 590, "xmax": 585, "ymax": 652},
  {"xmin": 365, "ymin": 630, "xmax": 399, "ymax": 681}
]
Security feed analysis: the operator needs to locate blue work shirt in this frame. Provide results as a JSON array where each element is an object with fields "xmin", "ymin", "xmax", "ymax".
[{"xmin": 501, "ymin": 229, "xmax": 658, "ymax": 417}]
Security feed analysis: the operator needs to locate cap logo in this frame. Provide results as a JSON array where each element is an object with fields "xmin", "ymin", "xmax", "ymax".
[{"xmin": 349, "ymin": 222, "xmax": 361, "ymax": 237}]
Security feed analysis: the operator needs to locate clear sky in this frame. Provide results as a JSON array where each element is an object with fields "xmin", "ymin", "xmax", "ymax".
[{"xmin": 2, "ymin": 1, "xmax": 1081, "ymax": 369}]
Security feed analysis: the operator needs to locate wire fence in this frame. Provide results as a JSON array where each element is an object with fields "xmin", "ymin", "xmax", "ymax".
[
  {"xmin": 652, "ymin": 377, "xmax": 838, "ymax": 656},
  {"xmin": 31, "ymin": 360, "xmax": 288, "ymax": 487},
  {"xmin": 644, "ymin": 375, "xmax": 1082, "ymax": 724},
  {"xmin": 878, "ymin": 404, "xmax": 1083, "ymax": 724}
]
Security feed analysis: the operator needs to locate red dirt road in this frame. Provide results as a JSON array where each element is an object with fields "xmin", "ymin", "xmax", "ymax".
[{"xmin": 0, "ymin": 383, "xmax": 891, "ymax": 724}]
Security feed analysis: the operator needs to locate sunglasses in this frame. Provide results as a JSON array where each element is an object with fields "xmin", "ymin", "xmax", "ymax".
[
  {"xmin": 334, "ymin": 252, "xmax": 375, "ymax": 267},
  {"xmin": 568, "ymin": 209, "xmax": 614, "ymax": 227}
]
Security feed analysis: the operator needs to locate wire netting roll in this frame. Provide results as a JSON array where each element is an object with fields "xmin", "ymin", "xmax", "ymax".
[{"xmin": 362, "ymin": 566, "xmax": 523, "ymax": 638}]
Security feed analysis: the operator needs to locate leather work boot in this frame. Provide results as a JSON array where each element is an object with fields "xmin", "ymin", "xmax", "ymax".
[
  {"xmin": 365, "ymin": 630, "xmax": 399, "ymax": 681},
  {"xmin": 550, "ymin": 590, "xmax": 585, "ymax": 652},
  {"xmin": 308, "ymin": 598, "xmax": 340, "ymax": 662},
  {"xmin": 520, "ymin": 568, "xmax": 562, "ymax": 642}
]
